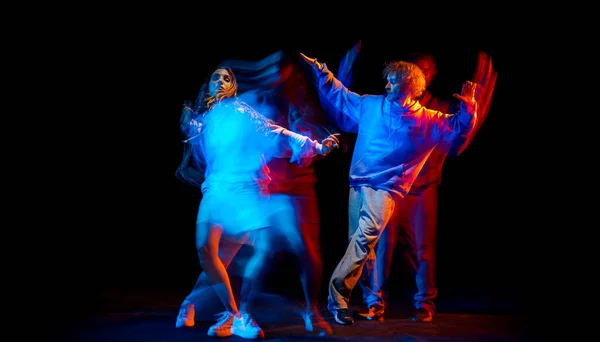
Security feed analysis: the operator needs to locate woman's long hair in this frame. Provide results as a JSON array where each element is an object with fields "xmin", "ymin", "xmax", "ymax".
[
  {"xmin": 200, "ymin": 66, "xmax": 238, "ymax": 111},
  {"xmin": 176, "ymin": 66, "xmax": 238, "ymax": 187}
]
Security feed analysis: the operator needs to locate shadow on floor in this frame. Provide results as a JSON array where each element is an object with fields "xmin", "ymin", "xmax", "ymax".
[{"xmin": 60, "ymin": 288, "xmax": 538, "ymax": 342}]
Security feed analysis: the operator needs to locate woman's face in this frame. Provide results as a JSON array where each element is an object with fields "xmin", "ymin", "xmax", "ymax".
[{"xmin": 208, "ymin": 68, "xmax": 234, "ymax": 97}]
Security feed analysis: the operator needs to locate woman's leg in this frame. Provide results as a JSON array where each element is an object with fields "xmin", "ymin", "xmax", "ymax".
[
  {"xmin": 184, "ymin": 236, "xmax": 247, "ymax": 307},
  {"xmin": 238, "ymin": 228, "xmax": 272, "ymax": 314},
  {"xmin": 196, "ymin": 222, "xmax": 239, "ymax": 314}
]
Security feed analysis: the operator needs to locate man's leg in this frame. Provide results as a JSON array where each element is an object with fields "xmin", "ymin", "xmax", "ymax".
[
  {"xmin": 408, "ymin": 187, "xmax": 438, "ymax": 321},
  {"xmin": 357, "ymin": 195, "xmax": 405, "ymax": 320},
  {"xmin": 356, "ymin": 223, "xmax": 397, "ymax": 319},
  {"xmin": 327, "ymin": 187, "xmax": 396, "ymax": 325}
]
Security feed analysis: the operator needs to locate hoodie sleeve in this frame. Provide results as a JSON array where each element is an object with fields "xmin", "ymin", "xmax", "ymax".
[
  {"xmin": 428, "ymin": 98, "xmax": 477, "ymax": 145},
  {"xmin": 308, "ymin": 62, "xmax": 364, "ymax": 126},
  {"xmin": 268, "ymin": 124, "xmax": 321, "ymax": 165}
]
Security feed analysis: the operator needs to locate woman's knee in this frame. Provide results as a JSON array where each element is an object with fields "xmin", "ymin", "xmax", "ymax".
[
  {"xmin": 196, "ymin": 223, "xmax": 222, "ymax": 260},
  {"xmin": 197, "ymin": 238, "xmax": 220, "ymax": 262},
  {"xmin": 197, "ymin": 245, "xmax": 216, "ymax": 263}
]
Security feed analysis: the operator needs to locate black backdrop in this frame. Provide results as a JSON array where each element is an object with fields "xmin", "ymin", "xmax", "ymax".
[{"xmin": 58, "ymin": 22, "xmax": 533, "ymax": 318}]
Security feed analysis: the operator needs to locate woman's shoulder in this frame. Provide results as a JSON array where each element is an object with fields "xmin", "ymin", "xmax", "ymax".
[{"xmin": 233, "ymin": 98, "xmax": 256, "ymax": 112}]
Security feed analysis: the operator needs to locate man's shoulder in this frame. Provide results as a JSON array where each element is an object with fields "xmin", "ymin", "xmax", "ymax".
[{"xmin": 363, "ymin": 94, "xmax": 386, "ymax": 103}]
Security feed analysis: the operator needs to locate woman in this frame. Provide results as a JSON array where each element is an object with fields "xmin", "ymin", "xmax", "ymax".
[{"xmin": 176, "ymin": 65, "xmax": 339, "ymax": 339}]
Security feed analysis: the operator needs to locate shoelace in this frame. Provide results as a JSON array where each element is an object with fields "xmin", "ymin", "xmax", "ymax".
[
  {"xmin": 179, "ymin": 304, "xmax": 192, "ymax": 316},
  {"xmin": 338, "ymin": 309, "xmax": 351, "ymax": 316},
  {"xmin": 239, "ymin": 313, "xmax": 259, "ymax": 327},
  {"xmin": 214, "ymin": 311, "xmax": 232, "ymax": 325}
]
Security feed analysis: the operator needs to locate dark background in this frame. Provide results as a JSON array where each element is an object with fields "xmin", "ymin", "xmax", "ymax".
[{"xmin": 55, "ymin": 19, "xmax": 534, "ymax": 320}]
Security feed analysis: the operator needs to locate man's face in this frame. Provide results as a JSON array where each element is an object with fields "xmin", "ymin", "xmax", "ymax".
[
  {"xmin": 208, "ymin": 68, "xmax": 233, "ymax": 97},
  {"xmin": 385, "ymin": 74, "xmax": 402, "ymax": 101}
]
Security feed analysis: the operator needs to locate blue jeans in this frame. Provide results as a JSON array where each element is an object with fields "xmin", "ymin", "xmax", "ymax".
[
  {"xmin": 359, "ymin": 186, "xmax": 439, "ymax": 313},
  {"xmin": 327, "ymin": 186, "xmax": 398, "ymax": 311}
]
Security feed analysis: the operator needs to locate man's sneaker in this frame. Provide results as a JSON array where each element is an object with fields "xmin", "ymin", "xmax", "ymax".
[
  {"xmin": 330, "ymin": 308, "xmax": 354, "ymax": 325},
  {"xmin": 412, "ymin": 308, "xmax": 433, "ymax": 322},
  {"xmin": 207, "ymin": 311, "xmax": 234, "ymax": 337},
  {"xmin": 175, "ymin": 302, "xmax": 195, "ymax": 328},
  {"xmin": 230, "ymin": 312, "xmax": 265, "ymax": 339},
  {"xmin": 302, "ymin": 310, "xmax": 333, "ymax": 336},
  {"xmin": 356, "ymin": 304, "xmax": 384, "ymax": 321}
]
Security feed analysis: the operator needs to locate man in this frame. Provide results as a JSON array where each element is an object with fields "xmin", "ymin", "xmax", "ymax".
[
  {"xmin": 355, "ymin": 51, "xmax": 497, "ymax": 323},
  {"xmin": 300, "ymin": 52, "xmax": 478, "ymax": 325}
]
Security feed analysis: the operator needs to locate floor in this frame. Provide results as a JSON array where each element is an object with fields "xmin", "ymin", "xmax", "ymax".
[{"xmin": 58, "ymin": 287, "xmax": 539, "ymax": 342}]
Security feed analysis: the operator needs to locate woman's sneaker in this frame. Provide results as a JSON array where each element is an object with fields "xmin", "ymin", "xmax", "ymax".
[
  {"xmin": 231, "ymin": 312, "xmax": 264, "ymax": 339},
  {"xmin": 207, "ymin": 311, "xmax": 235, "ymax": 337},
  {"xmin": 175, "ymin": 302, "xmax": 195, "ymax": 328}
]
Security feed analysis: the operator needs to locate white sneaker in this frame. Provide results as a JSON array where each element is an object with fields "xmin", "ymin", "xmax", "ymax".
[
  {"xmin": 207, "ymin": 311, "xmax": 235, "ymax": 337},
  {"xmin": 175, "ymin": 302, "xmax": 195, "ymax": 328},
  {"xmin": 230, "ymin": 312, "xmax": 264, "ymax": 339}
]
